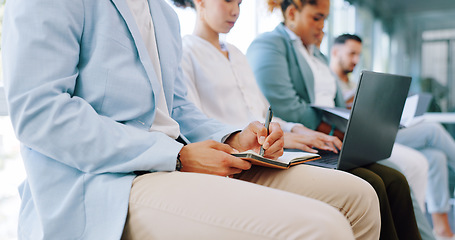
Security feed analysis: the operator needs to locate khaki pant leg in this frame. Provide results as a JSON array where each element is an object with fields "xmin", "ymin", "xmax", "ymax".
[
  {"xmin": 122, "ymin": 171, "xmax": 354, "ymax": 240},
  {"xmin": 237, "ymin": 164, "xmax": 381, "ymax": 240}
]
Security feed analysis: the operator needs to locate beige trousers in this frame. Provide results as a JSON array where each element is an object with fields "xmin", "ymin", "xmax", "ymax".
[{"xmin": 122, "ymin": 165, "xmax": 380, "ymax": 240}]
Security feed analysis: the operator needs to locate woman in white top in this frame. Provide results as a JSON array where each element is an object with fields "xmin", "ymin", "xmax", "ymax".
[{"xmin": 175, "ymin": 0, "xmax": 342, "ymax": 154}]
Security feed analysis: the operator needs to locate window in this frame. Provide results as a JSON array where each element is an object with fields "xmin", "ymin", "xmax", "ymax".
[
  {"xmin": 331, "ymin": 0, "xmax": 356, "ymax": 37},
  {"xmin": 167, "ymin": 0, "xmax": 282, "ymax": 54},
  {"xmin": 0, "ymin": 2, "xmax": 4, "ymax": 86},
  {"xmin": 167, "ymin": 0, "xmax": 360, "ymax": 55}
]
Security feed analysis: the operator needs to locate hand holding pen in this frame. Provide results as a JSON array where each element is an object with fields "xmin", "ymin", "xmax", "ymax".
[
  {"xmin": 259, "ymin": 106, "xmax": 273, "ymax": 156},
  {"xmin": 224, "ymin": 106, "xmax": 283, "ymax": 160}
]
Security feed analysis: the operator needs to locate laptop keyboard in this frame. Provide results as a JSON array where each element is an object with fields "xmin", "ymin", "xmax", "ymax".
[{"xmin": 314, "ymin": 149, "xmax": 340, "ymax": 165}]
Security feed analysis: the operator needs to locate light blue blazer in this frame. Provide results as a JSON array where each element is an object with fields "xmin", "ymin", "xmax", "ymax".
[
  {"xmin": 2, "ymin": 0, "xmax": 235, "ymax": 239},
  {"xmin": 246, "ymin": 23, "xmax": 345, "ymax": 130}
]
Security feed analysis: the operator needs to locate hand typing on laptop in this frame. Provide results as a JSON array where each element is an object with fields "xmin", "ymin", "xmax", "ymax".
[{"xmin": 287, "ymin": 124, "xmax": 342, "ymax": 153}]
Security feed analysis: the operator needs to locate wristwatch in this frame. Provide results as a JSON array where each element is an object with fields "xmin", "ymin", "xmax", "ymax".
[{"xmin": 176, "ymin": 153, "xmax": 182, "ymax": 171}]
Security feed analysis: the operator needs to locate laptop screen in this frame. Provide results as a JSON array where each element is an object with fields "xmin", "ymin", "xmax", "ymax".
[{"xmin": 337, "ymin": 71, "xmax": 411, "ymax": 170}]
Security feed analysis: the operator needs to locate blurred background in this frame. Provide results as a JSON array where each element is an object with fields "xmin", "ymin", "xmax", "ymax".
[
  {"xmin": 171, "ymin": 0, "xmax": 455, "ymax": 117},
  {"xmin": 1, "ymin": 0, "xmax": 455, "ymax": 238}
]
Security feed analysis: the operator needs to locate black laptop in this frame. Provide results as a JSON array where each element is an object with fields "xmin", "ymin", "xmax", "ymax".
[{"xmin": 301, "ymin": 70, "xmax": 411, "ymax": 171}]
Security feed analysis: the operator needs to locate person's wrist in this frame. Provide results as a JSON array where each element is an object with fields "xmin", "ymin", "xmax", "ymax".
[
  {"xmin": 175, "ymin": 153, "xmax": 182, "ymax": 171},
  {"xmin": 224, "ymin": 131, "xmax": 241, "ymax": 149}
]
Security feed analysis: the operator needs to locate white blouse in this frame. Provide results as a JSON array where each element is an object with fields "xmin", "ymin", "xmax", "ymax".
[{"xmin": 181, "ymin": 35, "xmax": 297, "ymax": 132}]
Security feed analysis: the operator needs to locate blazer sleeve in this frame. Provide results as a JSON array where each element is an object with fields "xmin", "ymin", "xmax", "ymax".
[{"xmin": 247, "ymin": 33, "xmax": 322, "ymax": 130}]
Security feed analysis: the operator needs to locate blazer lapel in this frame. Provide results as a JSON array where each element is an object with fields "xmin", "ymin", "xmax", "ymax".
[
  {"xmin": 275, "ymin": 25, "xmax": 315, "ymax": 103},
  {"xmin": 110, "ymin": 0, "xmax": 162, "ymax": 104}
]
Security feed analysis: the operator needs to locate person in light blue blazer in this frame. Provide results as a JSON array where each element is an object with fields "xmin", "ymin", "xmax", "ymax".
[{"xmin": 1, "ymin": 0, "xmax": 381, "ymax": 239}]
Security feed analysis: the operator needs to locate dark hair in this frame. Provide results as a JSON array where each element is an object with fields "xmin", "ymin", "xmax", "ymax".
[
  {"xmin": 267, "ymin": 0, "xmax": 318, "ymax": 13},
  {"xmin": 334, "ymin": 34, "xmax": 362, "ymax": 45},
  {"xmin": 171, "ymin": 0, "xmax": 195, "ymax": 8}
]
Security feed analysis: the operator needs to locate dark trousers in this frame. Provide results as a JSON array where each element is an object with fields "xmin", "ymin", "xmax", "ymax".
[{"xmin": 349, "ymin": 163, "xmax": 422, "ymax": 240}]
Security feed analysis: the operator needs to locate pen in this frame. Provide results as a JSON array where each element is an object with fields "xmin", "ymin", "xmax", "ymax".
[{"xmin": 259, "ymin": 106, "xmax": 273, "ymax": 156}]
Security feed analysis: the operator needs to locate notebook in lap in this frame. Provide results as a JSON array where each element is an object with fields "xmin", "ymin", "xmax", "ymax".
[{"xmin": 302, "ymin": 70, "xmax": 411, "ymax": 171}]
